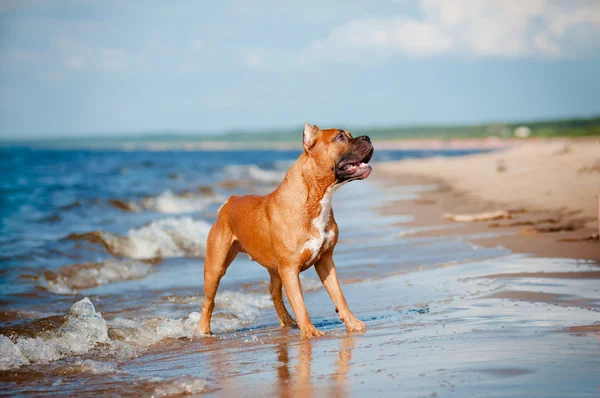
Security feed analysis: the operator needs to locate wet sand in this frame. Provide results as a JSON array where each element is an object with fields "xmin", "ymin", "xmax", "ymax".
[{"xmin": 2, "ymin": 145, "xmax": 600, "ymax": 397}]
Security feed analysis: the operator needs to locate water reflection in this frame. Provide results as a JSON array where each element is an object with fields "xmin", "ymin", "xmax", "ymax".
[
  {"xmin": 331, "ymin": 336, "xmax": 355, "ymax": 397},
  {"xmin": 276, "ymin": 335, "xmax": 355, "ymax": 397}
]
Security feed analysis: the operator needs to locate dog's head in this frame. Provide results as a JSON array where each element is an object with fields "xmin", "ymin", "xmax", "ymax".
[{"xmin": 302, "ymin": 123, "xmax": 374, "ymax": 183}]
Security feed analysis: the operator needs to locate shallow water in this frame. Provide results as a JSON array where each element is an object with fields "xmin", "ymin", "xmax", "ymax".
[{"xmin": 1, "ymin": 147, "xmax": 599, "ymax": 397}]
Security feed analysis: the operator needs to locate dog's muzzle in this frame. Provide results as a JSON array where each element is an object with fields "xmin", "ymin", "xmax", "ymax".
[{"xmin": 335, "ymin": 136, "xmax": 374, "ymax": 182}]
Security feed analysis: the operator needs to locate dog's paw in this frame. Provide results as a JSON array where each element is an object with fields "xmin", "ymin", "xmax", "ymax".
[
  {"xmin": 280, "ymin": 319, "xmax": 297, "ymax": 328},
  {"xmin": 279, "ymin": 313, "xmax": 297, "ymax": 327},
  {"xmin": 301, "ymin": 325, "xmax": 324, "ymax": 339},
  {"xmin": 345, "ymin": 318, "xmax": 367, "ymax": 332},
  {"xmin": 195, "ymin": 326, "xmax": 212, "ymax": 335}
]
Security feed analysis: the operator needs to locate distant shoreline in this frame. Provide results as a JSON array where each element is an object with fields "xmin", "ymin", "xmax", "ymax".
[
  {"xmin": 2, "ymin": 136, "xmax": 599, "ymax": 151},
  {"xmin": 2, "ymin": 114, "xmax": 599, "ymax": 146}
]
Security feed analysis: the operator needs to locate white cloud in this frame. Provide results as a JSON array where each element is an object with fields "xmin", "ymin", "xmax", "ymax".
[
  {"xmin": 322, "ymin": 17, "xmax": 453, "ymax": 57},
  {"xmin": 298, "ymin": 0, "xmax": 600, "ymax": 60}
]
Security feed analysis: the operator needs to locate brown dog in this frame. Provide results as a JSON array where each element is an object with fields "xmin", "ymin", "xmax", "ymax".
[{"xmin": 196, "ymin": 124, "xmax": 374, "ymax": 338}]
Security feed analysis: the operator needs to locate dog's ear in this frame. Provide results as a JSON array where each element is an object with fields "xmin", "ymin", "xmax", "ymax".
[{"xmin": 303, "ymin": 123, "xmax": 319, "ymax": 152}]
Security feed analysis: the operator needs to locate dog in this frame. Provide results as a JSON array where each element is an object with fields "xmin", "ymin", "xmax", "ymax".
[{"xmin": 196, "ymin": 124, "xmax": 374, "ymax": 338}]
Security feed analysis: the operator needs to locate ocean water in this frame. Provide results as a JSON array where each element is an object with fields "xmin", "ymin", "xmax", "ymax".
[
  {"xmin": 0, "ymin": 147, "xmax": 486, "ymax": 300},
  {"xmin": 1, "ymin": 147, "xmax": 599, "ymax": 397}
]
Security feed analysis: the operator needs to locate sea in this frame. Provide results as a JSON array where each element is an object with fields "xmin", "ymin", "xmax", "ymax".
[{"xmin": 1, "ymin": 147, "xmax": 599, "ymax": 397}]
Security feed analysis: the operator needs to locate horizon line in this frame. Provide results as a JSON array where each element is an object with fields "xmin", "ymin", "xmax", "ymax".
[{"xmin": 1, "ymin": 112, "xmax": 599, "ymax": 142}]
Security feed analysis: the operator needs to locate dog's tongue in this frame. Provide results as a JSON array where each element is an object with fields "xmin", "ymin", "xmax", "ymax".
[
  {"xmin": 343, "ymin": 162, "xmax": 371, "ymax": 179},
  {"xmin": 345, "ymin": 162, "xmax": 368, "ymax": 170},
  {"xmin": 357, "ymin": 163, "xmax": 372, "ymax": 179}
]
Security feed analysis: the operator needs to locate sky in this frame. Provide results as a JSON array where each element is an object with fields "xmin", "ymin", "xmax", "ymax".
[{"xmin": 0, "ymin": 0, "xmax": 599, "ymax": 138}]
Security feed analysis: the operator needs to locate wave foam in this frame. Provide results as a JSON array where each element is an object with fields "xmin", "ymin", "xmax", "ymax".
[
  {"xmin": 225, "ymin": 164, "xmax": 286, "ymax": 185},
  {"xmin": 0, "ymin": 298, "xmax": 108, "ymax": 370},
  {"xmin": 67, "ymin": 217, "xmax": 211, "ymax": 259},
  {"xmin": 40, "ymin": 260, "xmax": 153, "ymax": 294},
  {"xmin": 54, "ymin": 359, "xmax": 118, "ymax": 375},
  {"xmin": 0, "ymin": 290, "xmax": 271, "ymax": 371},
  {"xmin": 142, "ymin": 190, "xmax": 221, "ymax": 214},
  {"xmin": 146, "ymin": 376, "xmax": 208, "ymax": 397},
  {"xmin": 109, "ymin": 290, "xmax": 271, "ymax": 345}
]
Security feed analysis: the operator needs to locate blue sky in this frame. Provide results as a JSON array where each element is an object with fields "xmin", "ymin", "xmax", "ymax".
[{"xmin": 0, "ymin": 0, "xmax": 599, "ymax": 138}]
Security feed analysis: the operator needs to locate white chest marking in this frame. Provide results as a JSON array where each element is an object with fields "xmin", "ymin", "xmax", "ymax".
[{"xmin": 302, "ymin": 184, "xmax": 342, "ymax": 265}]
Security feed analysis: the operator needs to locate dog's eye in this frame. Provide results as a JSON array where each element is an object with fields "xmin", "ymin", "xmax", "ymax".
[{"xmin": 336, "ymin": 134, "xmax": 346, "ymax": 142}]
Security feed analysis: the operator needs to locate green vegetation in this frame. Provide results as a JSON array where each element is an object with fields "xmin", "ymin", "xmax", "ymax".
[
  {"xmin": 3, "ymin": 115, "xmax": 599, "ymax": 148},
  {"xmin": 357, "ymin": 116, "xmax": 600, "ymax": 140},
  {"xmin": 156, "ymin": 115, "xmax": 600, "ymax": 143}
]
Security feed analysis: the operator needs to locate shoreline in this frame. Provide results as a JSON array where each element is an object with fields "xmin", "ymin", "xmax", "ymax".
[
  {"xmin": 376, "ymin": 141, "xmax": 600, "ymax": 262},
  {"xmin": 4, "ymin": 136, "xmax": 599, "ymax": 152}
]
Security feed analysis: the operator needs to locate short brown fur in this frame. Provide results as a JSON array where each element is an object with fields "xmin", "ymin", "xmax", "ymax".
[{"xmin": 197, "ymin": 124, "xmax": 373, "ymax": 338}]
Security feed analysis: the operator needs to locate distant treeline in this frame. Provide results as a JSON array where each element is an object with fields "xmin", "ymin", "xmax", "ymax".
[
  {"xmin": 356, "ymin": 116, "xmax": 600, "ymax": 140},
  {"xmin": 181, "ymin": 115, "xmax": 600, "ymax": 143},
  {"xmin": 4, "ymin": 115, "xmax": 600, "ymax": 147},
  {"xmin": 215, "ymin": 116, "xmax": 600, "ymax": 142}
]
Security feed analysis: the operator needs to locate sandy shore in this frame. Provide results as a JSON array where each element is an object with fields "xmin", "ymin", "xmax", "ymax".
[{"xmin": 377, "ymin": 140, "xmax": 600, "ymax": 262}]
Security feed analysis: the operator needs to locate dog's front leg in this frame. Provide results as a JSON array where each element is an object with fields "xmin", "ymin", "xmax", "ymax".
[
  {"xmin": 268, "ymin": 270, "xmax": 296, "ymax": 327},
  {"xmin": 315, "ymin": 252, "xmax": 366, "ymax": 333},
  {"xmin": 280, "ymin": 268, "xmax": 323, "ymax": 338}
]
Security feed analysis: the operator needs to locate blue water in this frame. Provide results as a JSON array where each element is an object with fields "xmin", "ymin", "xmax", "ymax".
[
  {"xmin": 0, "ymin": 147, "xmax": 487, "ymax": 279},
  {"xmin": 2, "ymin": 146, "xmax": 600, "ymax": 397}
]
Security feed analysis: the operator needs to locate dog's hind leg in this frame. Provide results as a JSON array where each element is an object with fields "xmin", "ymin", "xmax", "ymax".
[
  {"xmin": 196, "ymin": 223, "xmax": 239, "ymax": 334},
  {"xmin": 268, "ymin": 270, "xmax": 296, "ymax": 327}
]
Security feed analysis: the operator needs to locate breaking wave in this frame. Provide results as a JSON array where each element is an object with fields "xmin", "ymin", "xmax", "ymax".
[
  {"xmin": 110, "ymin": 290, "xmax": 272, "ymax": 346},
  {"xmin": 225, "ymin": 164, "xmax": 286, "ymax": 185},
  {"xmin": 141, "ymin": 189, "xmax": 221, "ymax": 214},
  {"xmin": 39, "ymin": 260, "xmax": 153, "ymax": 295},
  {"xmin": 0, "ymin": 291, "xmax": 271, "ymax": 370},
  {"xmin": 0, "ymin": 298, "xmax": 108, "ymax": 370},
  {"xmin": 66, "ymin": 217, "xmax": 212, "ymax": 260}
]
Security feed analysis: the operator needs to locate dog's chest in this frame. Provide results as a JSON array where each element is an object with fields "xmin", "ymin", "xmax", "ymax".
[{"xmin": 301, "ymin": 187, "xmax": 337, "ymax": 266}]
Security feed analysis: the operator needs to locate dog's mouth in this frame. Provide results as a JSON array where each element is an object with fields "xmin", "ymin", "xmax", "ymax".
[{"xmin": 336, "ymin": 147, "xmax": 374, "ymax": 182}]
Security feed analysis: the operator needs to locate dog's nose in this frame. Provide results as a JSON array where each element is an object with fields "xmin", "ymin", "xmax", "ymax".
[{"xmin": 359, "ymin": 135, "xmax": 371, "ymax": 143}]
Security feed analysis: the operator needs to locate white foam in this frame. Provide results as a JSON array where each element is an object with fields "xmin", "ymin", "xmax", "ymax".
[
  {"xmin": 76, "ymin": 359, "xmax": 118, "ymax": 374},
  {"xmin": 110, "ymin": 290, "xmax": 272, "ymax": 345},
  {"xmin": 84, "ymin": 217, "xmax": 212, "ymax": 259},
  {"xmin": 149, "ymin": 376, "xmax": 208, "ymax": 396},
  {"xmin": 225, "ymin": 164, "xmax": 286, "ymax": 185},
  {"xmin": 0, "ymin": 298, "xmax": 109, "ymax": 370},
  {"xmin": 143, "ymin": 190, "xmax": 221, "ymax": 214},
  {"xmin": 247, "ymin": 165, "xmax": 285, "ymax": 184},
  {"xmin": 0, "ymin": 335, "xmax": 29, "ymax": 370},
  {"xmin": 124, "ymin": 217, "xmax": 211, "ymax": 259},
  {"xmin": 0, "ymin": 290, "xmax": 272, "ymax": 371},
  {"xmin": 40, "ymin": 260, "xmax": 153, "ymax": 294}
]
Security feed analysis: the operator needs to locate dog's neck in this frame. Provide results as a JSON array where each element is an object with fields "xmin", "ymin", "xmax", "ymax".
[{"xmin": 272, "ymin": 152, "xmax": 338, "ymax": 219}]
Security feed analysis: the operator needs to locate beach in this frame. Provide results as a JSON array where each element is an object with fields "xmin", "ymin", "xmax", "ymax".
[
  {"xmin": 1, "ymin": 143, "xmax": 599, "ymax": 397},
  {"xmin": 378, "ymin": 139, "xmax": 600, "ymax": 261}
]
